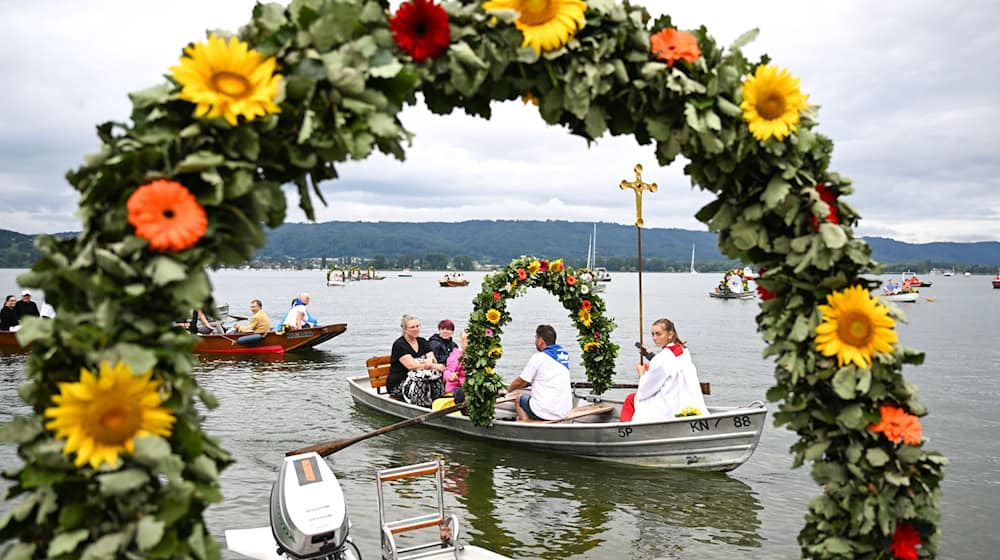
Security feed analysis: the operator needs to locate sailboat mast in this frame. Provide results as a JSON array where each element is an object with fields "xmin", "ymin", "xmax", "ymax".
[{"xmin": 592, "ymin": 224, "xmax": 598, "ymax": 269}]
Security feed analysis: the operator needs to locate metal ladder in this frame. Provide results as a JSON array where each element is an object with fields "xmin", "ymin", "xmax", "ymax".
[{"xmin": 376, "ymin": 460, "xmax": 461, "ymax": 560}]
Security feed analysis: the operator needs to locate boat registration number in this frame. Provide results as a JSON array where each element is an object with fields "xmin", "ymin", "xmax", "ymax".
[
  {"xmin": 616, "ymin": 415, "xmax": 753, "ymax": 437},
  {"xmin": 286, "ymin": 330, "xmax": 314, "ymax": 339}
]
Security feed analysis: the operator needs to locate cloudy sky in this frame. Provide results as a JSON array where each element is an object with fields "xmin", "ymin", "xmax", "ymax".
[{"xmin": 2, "ymin": 0, "xmax": 998, "ymax": 242}]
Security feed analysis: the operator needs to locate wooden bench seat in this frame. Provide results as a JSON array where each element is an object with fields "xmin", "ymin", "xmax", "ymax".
[{"xmin": 366, "ymin": 355, "xmax": 391, "ymax": 393}]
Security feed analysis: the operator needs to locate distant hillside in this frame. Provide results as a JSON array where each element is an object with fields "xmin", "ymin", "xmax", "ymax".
[
  {"xmin": 3, "ymin": 223, "xmax": 999, "ymax": 270},
  {"xmin": 257, "ymin": 220, "xmax": 1000, "ymax": 269},
  {"xmin": 0, "ymin": 230, "xmax": 41, "ymax": 268}
]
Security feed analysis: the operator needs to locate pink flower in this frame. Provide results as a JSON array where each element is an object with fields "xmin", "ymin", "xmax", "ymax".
[{"xmin": 485, "ymin": 328, "xmax": 494, "ymax": 337}]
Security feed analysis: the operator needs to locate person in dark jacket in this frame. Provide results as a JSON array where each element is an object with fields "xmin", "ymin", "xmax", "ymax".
[
  {"xmin": 14, "ymin": 290, "xmax": 40, "ymax": 320},
  {"xmin": 427, "ymin": 319, "xmax": 460, "ymax": 365},
  {"xmin": 1, "ymin": 295, "xmax": 18, "ymax": 331}
]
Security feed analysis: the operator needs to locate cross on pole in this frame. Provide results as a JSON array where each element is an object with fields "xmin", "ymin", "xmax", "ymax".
[
  {"xmin": 619, "ymin": 164, "xmax": 658, "ymax": 227},
  {"xmin": 619, "ymin": 164, "xmax": 657, "ymax": 364}
]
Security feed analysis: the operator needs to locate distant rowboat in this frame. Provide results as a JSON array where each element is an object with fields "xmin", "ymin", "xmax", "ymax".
[{"xmin": 0, "ymin": 323, "xmax": 348, "ymax": 354}]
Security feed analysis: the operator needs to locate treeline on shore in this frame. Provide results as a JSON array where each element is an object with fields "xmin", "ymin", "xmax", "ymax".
[{"xmin": 3, "ymin": 221, "xmax": 1000, "ymax": 270}]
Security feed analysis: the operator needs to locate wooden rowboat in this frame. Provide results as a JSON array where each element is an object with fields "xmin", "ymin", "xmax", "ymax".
[
  {"xmin": 880, "ymin": 291, "xmax": 919, "ymax": 303},
  {"xmin": 194, "ymin": 323, "xmax": 347, "ymax": 353},
  {"xmin": 348, "ymin": 370, "xmax": 766, "ymax": 472},
  {"xmin": 0, "ymin": 323, "xmax": 348, "ymax": 354}
]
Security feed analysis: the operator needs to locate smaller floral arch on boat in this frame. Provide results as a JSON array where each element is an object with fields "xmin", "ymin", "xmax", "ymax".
[{"xmin": 461, "ymin": 256, "xmax": 619, "ymax": 424}]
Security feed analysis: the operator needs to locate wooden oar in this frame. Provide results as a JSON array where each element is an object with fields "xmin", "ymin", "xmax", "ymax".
[
  {"xmin": 572, "ymin": 381, "xmax": 711, "ymax": 395},
  {"xmin": 922, "ymin": 297, "xmax": 935, "ymax": 302},
  {"xmin": 287, "ymin": 402, "xmax": 466, "ymax": 457},
  {"xmin": 288, "ymin": 392, "xmax": 516, "ymax": 457}
]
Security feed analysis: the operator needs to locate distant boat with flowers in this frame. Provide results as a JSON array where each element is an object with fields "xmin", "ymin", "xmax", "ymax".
[{"xmin": 439, "ymin": 272, "xmax": 469, "ymax": 287}]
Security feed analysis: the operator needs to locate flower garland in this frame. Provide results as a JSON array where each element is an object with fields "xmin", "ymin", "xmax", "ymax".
[
  {"xmin": 2, "ymin": 1, "xmax": 945, "ymax": 558},
  {"xmin": 460, "ymin": 256, "xmax": 619, "ymax": 424}
]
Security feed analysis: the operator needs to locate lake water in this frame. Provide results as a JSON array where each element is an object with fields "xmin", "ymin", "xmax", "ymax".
[{"xmin": 2, "ymin": 268, "xmax": 998, "ymax": 559}]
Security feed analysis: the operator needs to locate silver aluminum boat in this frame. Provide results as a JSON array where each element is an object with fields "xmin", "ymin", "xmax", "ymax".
[{"xmin": 347, "ymin": 376, "xmax": 767, "ymax": 472}]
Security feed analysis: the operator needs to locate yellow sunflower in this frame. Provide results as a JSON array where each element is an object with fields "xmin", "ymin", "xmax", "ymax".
[
  {"xmin": 488, "ymin": 346, "xmax": 503, "ymax": 358},
  {"xmin": 44, "ymin": 361, "xmax": 175, "ymax": 469},
  {"xmin": 528, "ymin": 260, "xmax": 542, "ymax": 274},
  {"xmin": 483, "ymin": 0, "xmax": 587, "ymax": 54},
  {"xmin": 740, "ymin": 65, "xmax": 809, "ymax": 141},
  {"xmin": 815, "ymin": 285, "xmax": 897, "ymax": 369},
  {"xmin": 577, "ymin": 308, "xmax": 592, "ymax": 327},
  {"xmin": 170, "ymin": 34, "xmax": 282, "ymax": 126},
  {"xmin": 583, "ymin": 341, "xmax": 600, "ymax": 352},
  {"xmin": 485, "ymin": 308, "xmax": 502, "ymax": 324}
]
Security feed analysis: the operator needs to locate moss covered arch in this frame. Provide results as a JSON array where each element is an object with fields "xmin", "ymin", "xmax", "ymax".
[
  {"xmin": 1, "ymin": 1, "xmax": 944, "ymax": 558},
  {"xmin": 460, "ymin": 256, "xmax": 618, "ymax": 420}
]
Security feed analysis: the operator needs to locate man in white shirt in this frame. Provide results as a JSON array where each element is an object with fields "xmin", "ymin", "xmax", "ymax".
[{"xmin": 505, "ymin": 325, "xmax": 572, "ymax": 421}]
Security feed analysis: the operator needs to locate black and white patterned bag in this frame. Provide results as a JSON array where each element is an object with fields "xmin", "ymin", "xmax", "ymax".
[{"xmin": 401, "ymin": 369, "xmax": 444, "ymax": 408}]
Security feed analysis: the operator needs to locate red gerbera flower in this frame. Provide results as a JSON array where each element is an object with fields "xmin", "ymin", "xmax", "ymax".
[
  {"xmin": 389, "ymin": 0, "xmax": 450, "ymax": 63},
  {"xmin": 581, "ymin": 300, "xmax": 592, "ymax": 310},
  {"xmin": 889, "ymin": 522, "xmax": 921, "ymax": 560},
  {"xmin": 516, "ymin": 268, "xmax": 527, "ymax": 281},
  {"xmin": 493, "ymin": 291, "xmax": 501, "ymax": 301},
  {"xmin": 756, "ymin": 267, "xmax": 777, "ymax": 300},
  {"xmin": 810, "ymin": 182, "xmax": 840, "ymax": 231},
  {"xmin": 127, "ymin": 179, "xmax": 207, "ymax": 252}
]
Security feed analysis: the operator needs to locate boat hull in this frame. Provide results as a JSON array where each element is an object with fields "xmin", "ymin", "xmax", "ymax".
[
  {"xmin": 708, "ymin": 291, "xmax": 755, "ymax": 300},
  {"xmin": 438, "ymin": 280, "xmax": 469, "ymax": 287},
  {"xmin": 348, "ymin": 376, "xmax": 766, "ymax": 471},
  {"xmin": 0, "ymin": 331, "xmax": 25, "ymax": 352},
  {"xmin": 195, "ymin": 323, "xmax": 347, "ymax": 353},
  {"xmin": 880, "ymin": 292, "xmax": 919, "ymax": 303}
]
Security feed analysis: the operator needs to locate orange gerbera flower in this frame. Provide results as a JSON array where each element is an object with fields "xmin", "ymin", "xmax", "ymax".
[
  {"xmin": 517, "ymin": 268, "xmax": 527, "ymax": 281},
  {"xmin": 581, "ymin": 300, "xmax": 592, "ymax": 310},
  {"xmin": 650, "ymin": 28, "xmax": 701, "ymax": 66},
  {"xmin": 127, "ymin": 180, "xmax": 207, "ymax": 252},
  {"xmin": 869, "ymin": 404, "xmax": 922, "ymax": 446},
  {"xmin": 566, "ymin": 275, "xmax": 577, "ymax": 286},
  {"xmin": 549, "ymin": 260, "xmax": 564, "ymax": 273}
]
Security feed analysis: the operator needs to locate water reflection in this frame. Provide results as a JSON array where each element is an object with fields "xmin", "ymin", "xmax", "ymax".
[{"xmin": 362, "ymin": 425, "xmax": 763, "ymax": 559}]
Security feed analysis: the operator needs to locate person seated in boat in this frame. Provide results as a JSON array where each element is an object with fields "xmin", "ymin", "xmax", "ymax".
[
  {"xmin": 15, "ymin": 290, "xmax": 40, "ymax": 320},
  {"xmin": 188, "ymin": 309, "xmax": 222, "ymax": 334},
  {"xmin": 235, "ymin": 299, "xmax": 270, "ymax": 334},
  {"xmin": 1, "ymin": 295, "xmax": 19, "ymax": 331},
  {"xmin": 428, "ymin": 319, "xmax": 460, "ymax": 365},
  {"xmin": 504, "ymin": 324, "xmax": 572, "ymax": 422},
  {"xmin": 620, "ymin": 318, "xmax": 707, "ymax": 422},
  {"xmin": 280, "ymin": 292, "xmax": 318, "ymax": 330},
  {"xmin": 388, "ymin": 314, "xmax": 446, "ymax": 400},
  {"xmin": 883, "ymin": 278, "xmax": 900, "ymax": 295},
  {"xmin": 901, "ymin": 278, "xmax": 913, "ymax": 292},
  {"xmin": 443, "ymin": 329, "xmax": 468, "ymax": 394}
]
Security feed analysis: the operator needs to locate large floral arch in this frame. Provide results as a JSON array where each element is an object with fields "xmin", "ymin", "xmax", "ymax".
[
  {"xmin": 460, "ymin": 256, "xmax": 619, "ymax": 421},
  {"xmin": 0, "ymin": 1, "xmax": 944, "ymax": 558}
]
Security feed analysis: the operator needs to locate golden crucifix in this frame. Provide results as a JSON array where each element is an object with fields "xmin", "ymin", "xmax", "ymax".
[
  {"xmin": 619, "ymin": 163, "xmax": 657, "ymax": 363},
  {"xmin": 619, "ymin": 163, "xmax": 658, "ymax": 227}
]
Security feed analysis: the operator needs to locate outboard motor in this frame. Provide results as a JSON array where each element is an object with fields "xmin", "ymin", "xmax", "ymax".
[{"xmin": 270, "ymin": 452, "xmax": 357, "ymax": 559}]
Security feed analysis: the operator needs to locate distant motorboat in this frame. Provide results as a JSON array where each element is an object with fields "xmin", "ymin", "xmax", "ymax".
[
  {"xmin": 902, "ymin": 271, "xmax": 932, "ymax": 288},
  {"xmin": 993, "ymin": 271, "xmax": 1000, "ymax": 289},
  {"xmin": 943, "ymin": 269, "xmax": 955, "ymax": 277},
  {"xmin": 398, "ymin": 268, "xmax": 412, "ymax": 278}
]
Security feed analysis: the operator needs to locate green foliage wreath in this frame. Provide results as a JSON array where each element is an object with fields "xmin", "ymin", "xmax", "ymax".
[
  {"xmin": 0, "ymin": 1, "xmax": 945, "ymax": 559},
  {"xmin": 460, "ymin": 256, "xmax": 619, "ymax": 422}
]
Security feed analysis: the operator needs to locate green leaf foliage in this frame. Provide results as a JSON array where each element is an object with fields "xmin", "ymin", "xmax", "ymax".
[{"xmin": 4, "ymin": 1, "xmax": 943, "ymax": 558}]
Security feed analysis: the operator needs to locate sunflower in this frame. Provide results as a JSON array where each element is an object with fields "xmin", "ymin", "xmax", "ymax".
[
  {"xmin": 483, "ymin": 0, "xmax": 586, "ymax": 54},
  {"xmin": 577, "ymin": 308, "xmax": 592, "ymax": 327},
  {"xmin": 675, "ymin": 406, "xmax": 702, "ymax": 417},
  {"xmin": 549, "ymin": 259, "xmax": 564, "ymax": 272},
  {"xmin": 127, "ymin": 180, "xmax": 208, "ymax": 252},
  {"xmin": 869, "ymin": 404, "xmax": 922, "ymax": 446},
  {"xmin": 582, "ymin": 341, "xmax": 600, "ymax": 352},
  {"xmin": 649, "ymin": 28, "xmax": 701, "ymax": 66},
  {"xmin": 389, "ymin": 0, "xmax": 451, "ymax": 62},
  {"xmin": 815, "ymin": 285, "xmax": 897, "ymax": 368},
  {"xmin": 44, "ymin": 361, "xmax": 175, "ymax": 469},
  {"xmin": 488, "ymin": 346, "xmax": 503, "ymax": 358},
  {"xmin": 740, "ymin": 65, "xmax": 809, "ymax": 141},
  {"xmin": 485, "ymin": 309, "xmax": 502, "ymax": 324},
  {"xmin": 528, "ymin": 260, "xmax": 541, "ymax": 274},
  {"xmin": 170, "ymin": 34, "xmax": 281, "ymax": 126}
]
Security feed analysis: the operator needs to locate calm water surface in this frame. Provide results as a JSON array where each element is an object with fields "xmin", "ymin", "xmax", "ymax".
[{"xmin": 1, "ymin": 269, "xmax": 998, "ymax": 559}]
